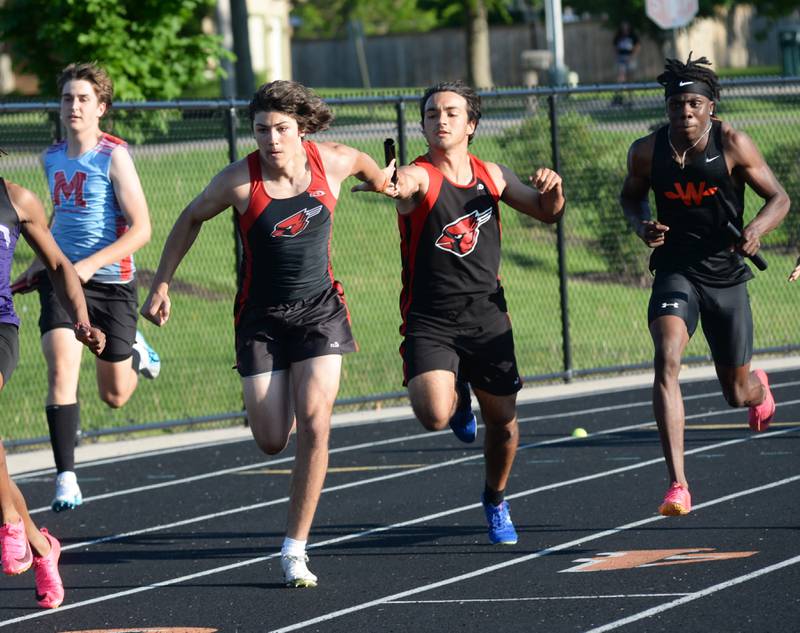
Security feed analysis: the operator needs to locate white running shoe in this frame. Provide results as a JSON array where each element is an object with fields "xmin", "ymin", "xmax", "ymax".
[
  {"xmin": 51, "ymin": 471, "xmax": 82, "ymax": 513},
  {"xmin": 281, "ymin": 553, "xmax": 318, "ymax": 588},
  {"xmin": 133, "ymin": 330, "xmax": 161, "ymax": 379}
]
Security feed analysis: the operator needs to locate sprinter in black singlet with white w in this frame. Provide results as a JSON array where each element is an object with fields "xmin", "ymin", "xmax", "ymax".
[{"xmin": 620, "ymin": 54, "xmax": 790, "ymax": 517}]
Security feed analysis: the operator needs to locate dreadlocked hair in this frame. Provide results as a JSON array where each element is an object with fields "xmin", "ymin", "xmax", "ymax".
[{"xmin": 657, "ymin": 52, "xmax": 720, "ymax": 101}]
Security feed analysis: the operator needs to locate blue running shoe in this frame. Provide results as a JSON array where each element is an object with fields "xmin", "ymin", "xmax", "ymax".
[
  {"xmin": 482, "ymin": 495, "xmax": 518, "ymax": 545},
  {"xmin": 449, "ymin": 380, "xmax": 477, "ymax": 443},
  {"xmin": 133, "ymin": 330, "xmax": 161, "ymax": 379}
]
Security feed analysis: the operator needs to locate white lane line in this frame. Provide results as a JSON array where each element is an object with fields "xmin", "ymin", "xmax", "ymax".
[
  {"xmin": 60, "ymin": 419, "xmax": 658, "ymax": 551},
  {"xmin": 28, "ymin": 392, "xmax": 800, "ymax": 516},
  {"xmin": 263, "ymin": 475, "xmax": 800, "ymax": 633},
  {"xmin": 14, "ymin": 435, "xmax": 252, "ymax": 480},
  {"xmin": 60, "ymin": 420, "xmax": 800, "ymax": 552},
  {"xmin": 15, "ymin": 378, "xmax": 800, "ymax": 483},
  {"xmin": 389, "ymin": 594, "xmax": 690, "ymax": 603},
  {"xmin": 581, "ymin": 554, "xmax": 800, "ymax": 633},
  {"xmin": 1, "ymin": 440, "xmax": 797, "ymax": 629}
]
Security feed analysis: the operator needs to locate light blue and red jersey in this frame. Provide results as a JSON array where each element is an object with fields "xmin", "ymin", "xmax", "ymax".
[
  {"xmin": 0, "ymin": 178, "xmax": 21, "ymax": 327},
  {"xmin": 44, "ymin": 133, "xmax": 134, "ymax": 284}
]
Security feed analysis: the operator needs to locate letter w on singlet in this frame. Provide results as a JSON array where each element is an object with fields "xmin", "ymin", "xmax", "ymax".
[
  {"xmin": 52, "ymin": 171, "xmax": 88, "ymax": 208},
  {"xmin": 664, "ymin": 181, "xmax": 718, "ymax": 207}
]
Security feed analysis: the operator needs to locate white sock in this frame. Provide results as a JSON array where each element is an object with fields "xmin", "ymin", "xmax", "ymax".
[{"xmin": 281, "ymin": 537, "xmax": 307, "ymax": 558}]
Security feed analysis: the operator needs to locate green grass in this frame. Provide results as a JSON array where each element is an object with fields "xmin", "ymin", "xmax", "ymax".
[{"xmin": 1, "ymin": 91, "xmax": 799, "ymax": 442}]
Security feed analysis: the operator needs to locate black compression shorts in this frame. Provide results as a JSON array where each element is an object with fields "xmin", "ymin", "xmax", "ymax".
[{"xmin": 648, "ymin": 271, "xmax": 753, "ymax": 367}]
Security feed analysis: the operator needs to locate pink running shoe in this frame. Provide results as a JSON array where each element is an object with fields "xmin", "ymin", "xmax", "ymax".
[
  {"xmin": 32, "ymin": 529, "xmax": 64, "ymax": 609},
  {"xmin": 658, "ymin": 482, "xmax": 692, "ymax": 516},
  {"xmin": 748, "ymin": 369, "xmax": 775, "ymax": 432},
  {"xmin": 0, "ymin": 518, "xmax": 32, "ymax": 575}
]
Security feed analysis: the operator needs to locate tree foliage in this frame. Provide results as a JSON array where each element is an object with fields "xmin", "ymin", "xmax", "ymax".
[
  {"xmin": 290, "ymin": 0, "xmax": 439, "ymax": 38},
  {"xmin": 290, "ymin": 0, "xmax": 534, "ymax": 39},
  {"xmin": 0, "ymin": 0, "xmax": 230, "ymax": 100}
]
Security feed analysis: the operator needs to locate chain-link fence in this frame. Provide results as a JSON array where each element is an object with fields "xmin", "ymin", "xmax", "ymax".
[{"xmin": 2, "ymin": 77, "xmax": 798, "ymax": 445}]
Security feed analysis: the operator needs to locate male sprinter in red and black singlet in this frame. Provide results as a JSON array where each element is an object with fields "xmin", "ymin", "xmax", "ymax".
[
  {"xmin": 390, "ymin": 81, "xmax": 565, "ymax": 545},
  {"xmin": 141, "ymin": 81, "xmax": 397, "ymax": 588},
  {"xmin": 620, "ymin": 54, "xmax": 790, "ymax": 517}
]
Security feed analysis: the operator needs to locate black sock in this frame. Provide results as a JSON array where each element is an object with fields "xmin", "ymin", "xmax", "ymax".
[
  {"xmin": 46, "ymin": 403, "xmax": 80, "ymax": 473},
  {"xmin": 131, "ymin": 348, "xmax": 141, "ymax": 374},
  {"xmin": 483, "ymin": 484, "xmax": 505, "ymax": 507}
]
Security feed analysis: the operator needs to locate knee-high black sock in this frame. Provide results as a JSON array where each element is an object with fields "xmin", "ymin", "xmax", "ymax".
[
  {"xmin": 483, "ymin": 483, "xmax": 505, "ymax": 507},
  {"xmin": 46, "ymin": 403, "xmax": 80, "ymax": 473}
]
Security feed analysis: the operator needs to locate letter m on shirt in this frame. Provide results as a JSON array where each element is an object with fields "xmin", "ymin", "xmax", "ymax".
[{"xmin": 53, "ymin": 171, "xmax": 88, "ymax": 208}]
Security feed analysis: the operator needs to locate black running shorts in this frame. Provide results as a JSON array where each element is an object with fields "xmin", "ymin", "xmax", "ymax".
[
  {"xmin": 0, "ymin": 323, "xmax": 19, "ymax": 385},
  {"xmin": 235, "ymin": 283, "xmax": 356, "ymax": 377},
  {"xmin": 647, "ymin": 271, "xmax": 753, "ymax": 367},
  {"xmin": 400, "ymin": 292, "xmax": 522, "ymax": 396},
  {"xmin": 38, "ymin": 276, "xmax": 138, "ymax": 363}
]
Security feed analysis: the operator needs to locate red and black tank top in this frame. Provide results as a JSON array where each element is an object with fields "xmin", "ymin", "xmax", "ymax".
[
  {"xmin": 650, "ymin": 120, "xmax": 752, "ymax": 287},
  {"xmin": 235, "ymin": 141, "xmax": 337, "ymax": 322},
  {"xmin": 398, "ymin": 153, "xmax": 502, "ymax": 329}
]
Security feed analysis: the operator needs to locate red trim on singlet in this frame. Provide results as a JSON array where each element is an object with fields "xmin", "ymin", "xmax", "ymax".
[
  {"xmin": 115, "ymin": 217, "xmax": 132, "ymax": 281},
  {"xmin": 468, "ymin": 154, "xmax": 504, "ymax": 282},
  {"xmin": 304, "ymin": 141, "xmax": 338, "ymax": 285},
  {"xmin": 234, "ymin": 151, "xmax": 266, "ymax": 323}
]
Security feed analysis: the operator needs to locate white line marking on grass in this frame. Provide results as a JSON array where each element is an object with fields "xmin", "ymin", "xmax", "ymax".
[
  {"xmin": 581, "ymin": 554, "xmax": 800, "ymax": 633},
  {"xmin": 2, "ymin": 430, "xmax": 797, "ymax": 629}
]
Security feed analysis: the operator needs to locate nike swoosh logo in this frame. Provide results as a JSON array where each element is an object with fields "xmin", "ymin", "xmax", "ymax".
[
  {"xmin": 706, "ymin": 155, "xmax": 721, "ymax": 163},
  {"xmin": 16, "ymin": 541, "xmax": 32, "ymax": 564},
  {"xmin": 678, "ymin": 80, "xmax": 694, "ymax": 86}
]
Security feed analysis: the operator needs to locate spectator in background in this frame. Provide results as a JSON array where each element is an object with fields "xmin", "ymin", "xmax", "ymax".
[{"xmin": 612, "ymin": 21, "xmax": 640, "ymax": 105}]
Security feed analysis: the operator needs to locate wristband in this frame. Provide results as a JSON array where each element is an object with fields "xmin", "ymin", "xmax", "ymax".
[
  {"xmin": 74, "ymin": 322, "xmax": 91, "ymax": 332},
  {"xmin": 375, "ymin": 177, "xmax": 390, "ymax": 193}
]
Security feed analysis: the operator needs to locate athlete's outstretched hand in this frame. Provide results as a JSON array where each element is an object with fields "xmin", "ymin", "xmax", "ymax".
[
  {"xmin": 74, "ymin": 323, "xmax": 106, "ymax": 356},
  {"xmin": 789, "ymin": 256, "xmax": 800, "ymax": 282},
  {"xmin": 350, "ymin": 162, "xmax": 399, "ymax": 198},
  {"xmin": 530, "ymin": 167, "xmax": 561, "ymax": 193},
  {"xmin": 141, "ymin": 288, "xmax": 172, "ymax": 327},
  {"xmin": 636, "ymin": 220, "xmax": 669, "ymax": 248}
]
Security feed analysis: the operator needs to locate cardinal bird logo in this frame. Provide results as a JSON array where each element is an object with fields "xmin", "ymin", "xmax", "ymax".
[
  {"xmin": 271, "ymin": 205, "xmax": 323, "ymax": 238},
  {"xmin": 435, "ymin": 208, "xmax": 493, "ymax": 257}
]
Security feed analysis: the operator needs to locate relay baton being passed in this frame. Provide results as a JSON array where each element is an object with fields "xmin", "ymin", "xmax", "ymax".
[
  {"xmin": 716, "ymin": 194, "xmax": 767, "ymax": 271},
  {"xmin": 724, "ymin": 221, "xmax": 768, "ymax": 271},
  {"xmin": 383, "ymin": 138, "xmax": 398, "ymax": 183}
]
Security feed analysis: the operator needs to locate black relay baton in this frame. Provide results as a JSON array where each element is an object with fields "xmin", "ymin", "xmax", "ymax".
[
  {"xmin": 383, "ymin": 138, "xmax": 398, "ymax": 183},
  {"xmin": 716, "ymin": 194, "xmax": 768, "ymax": 271}
]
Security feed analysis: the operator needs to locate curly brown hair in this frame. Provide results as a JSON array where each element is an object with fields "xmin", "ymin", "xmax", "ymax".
[
  {"xmin": 248, "ymin": 81, "xmax": 333, "ymax": 133},
  {"xmin": 57, "ymin": 62, "xmax": 114, "ymax": 108}
]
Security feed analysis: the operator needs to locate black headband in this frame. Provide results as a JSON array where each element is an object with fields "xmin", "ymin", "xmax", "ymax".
[{"xmin": 664, "ymin": 79, "xmax": 715, "ymax": 101}]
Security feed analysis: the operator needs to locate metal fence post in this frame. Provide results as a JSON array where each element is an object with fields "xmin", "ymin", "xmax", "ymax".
[
  {"xmin": 395, "ymin": 98, "xmax": 407, "ymax": 166},
  {"xmin": 225, "ymin": 103, "xmax": 242, "ymax": 285},
  {"xmin": 548, "ymin": 92, "xmax": 572, "ymax": 383}
]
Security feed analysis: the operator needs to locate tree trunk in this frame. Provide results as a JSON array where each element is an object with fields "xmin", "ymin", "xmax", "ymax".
[
  {"xmin": 230, "ymin": 0, "xmax": 254, "ymax": 98},
  {"xmin": 465, "ymin": 0, "xmax": 493, "ymax": 88}
]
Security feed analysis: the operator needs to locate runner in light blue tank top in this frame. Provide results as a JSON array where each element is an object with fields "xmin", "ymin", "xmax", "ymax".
[
  {"xmin": 44, "ymin": 133, "xmax": 134, "ymax": 283},
  {"xmin": 12, "ymin": 63, "xmax": 161, "ymax": 514}
]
